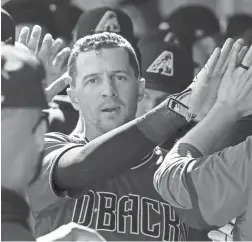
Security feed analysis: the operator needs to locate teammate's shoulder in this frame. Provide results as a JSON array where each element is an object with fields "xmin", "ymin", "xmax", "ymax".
[
  {"xmin": 45, "ymin": 132, "xmax": 86, "ymax": 144},
  {"xmin": 45, "ymin": 132, "xmax": 72, "ymax": 142}
]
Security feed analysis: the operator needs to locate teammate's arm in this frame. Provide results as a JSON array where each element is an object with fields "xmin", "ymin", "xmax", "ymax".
[
  {"xmin": 154, "ymin": 42, "xmax": 252, "ymax": 229},
  {"xmin": 52, "ymin": 96, "xmax": 188, "ymax": 197},
  {"xmin": 154, "ymin": 103, "xmax": 252, "ymax": 229},
  {"xmin": 47, "ymin": 39, "xmax": 237, "ymax": 198}
]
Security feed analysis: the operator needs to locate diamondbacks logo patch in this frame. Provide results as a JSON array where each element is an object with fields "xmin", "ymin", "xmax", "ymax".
[
  {"xmin": 95, "ymin": 11, "xmax": 121, "ymax": 33},
  {"xmin": 147, "ymin": 51, "xmax": 174, "ymax": 76}
]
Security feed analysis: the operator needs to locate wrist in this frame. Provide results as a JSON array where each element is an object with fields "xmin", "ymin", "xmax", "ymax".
[{"xmin": 211, "ymin": 101, "xmax": 241, "ymax": 121}]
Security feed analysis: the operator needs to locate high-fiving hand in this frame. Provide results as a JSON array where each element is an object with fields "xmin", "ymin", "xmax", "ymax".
[
  {"xmin": 17, "ymin": 25, "xmax": 72, "ymax": 102},
  {"xmin": 185, "ymin": 38, "xmax": 248, "ymax": 122},
  {"xmin": 216, "ymin": 42, "xmax": 252, "ymax": 118}
]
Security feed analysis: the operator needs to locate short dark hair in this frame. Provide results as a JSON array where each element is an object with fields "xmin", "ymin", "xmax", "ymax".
[{"xmin": 68, "ymin": 32, "xmax": 140, "ymax": 87}]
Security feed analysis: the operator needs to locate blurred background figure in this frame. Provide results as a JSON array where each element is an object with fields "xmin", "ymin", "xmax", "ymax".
[
  {"xmin": 1, "ymin": 8, "xmax": 15, "ymax": 45},
  {"xmin": 73, "ymin": 6, "xmax": 141, "ymax": 68},
  {"xmin": 136, "ymin": 30, "xmax": 194, "ymax": 117},
  {"xmin": 225, "ymin": 13, "xmax": 252, "ymax": 47},
  {"xmin": 159, "ymin": 5, "xmax": 221, "ymax": 75},
  {"xmin": 1, "ymin": 43, "xmax": 48, "ymax": 241},
  {"xmin": 2, "ymin": 0, "xmax": 83, "ymax": 45}
]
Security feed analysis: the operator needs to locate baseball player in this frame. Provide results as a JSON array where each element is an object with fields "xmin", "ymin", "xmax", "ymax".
[
  {"xmin": 154, "ymin": 40, "xmax": 252, "ymax": 241},
  {"xmin": 1, "ymin": 43, "xmax": 49, "ymax": 240},
  {"xmin": 136, "ymin": 30, "xmax": 193, "ymax": 118},
  {"xmin": 25, "ymin": 30, "xmax": 220, "ymax": 240},
  {"xmin": 27, "ymin": 30, "xmax": 242, "ymax": 241},
  {"xmin": 51, "ymin": 7, "xmax": 141, "ymax": 134},
  {"xmin": 159, "ymin": 5, "xmax": 221, "ymax": 76},
  {"xmin": 1, "ymin": 43, "xmax": 106, "ymax": 241}
]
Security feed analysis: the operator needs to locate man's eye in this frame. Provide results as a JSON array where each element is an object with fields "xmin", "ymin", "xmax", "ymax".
[
  {"xmin": 89, "ymin": 78, "xmax": 96, "ymax": 83},
  {"xmin": 115, "ymin": 75, "xmax": 126, "ymax": 81}
]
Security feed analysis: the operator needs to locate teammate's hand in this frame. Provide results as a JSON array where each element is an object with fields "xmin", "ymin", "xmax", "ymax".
[
  {"xmin": 17, "ymin": 25, "xmax": 70, "ymax": 87},
  {"xmin": 37, "ymin": 222, "xmax": 106, "ymax": 241},
  {"xmin": 208, "ymin": 219, "xmax": 235, "ymax": 242},
  {"xmin": 216, "ymin": 40, "xmax": 252, "ymax": 118},
  {"xmin": 185, "ymin": 38, "xmax": 248, "ymax": 122},
  {"xmin": 45, "ymin": 72, "xmax": 72, "ymax": 102},
  {"xmin": 15, "ymin": 39, "xmax": 71, "ymax": 102}
]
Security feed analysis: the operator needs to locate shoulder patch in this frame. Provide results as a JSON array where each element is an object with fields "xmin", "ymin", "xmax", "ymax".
[
  {"xmin": 147, "ymin": 51, "xmax": 174, "ymax": 77},
  {"xmin": 95, "ymin": 11, "xmax": 121, "ymax": 33}
]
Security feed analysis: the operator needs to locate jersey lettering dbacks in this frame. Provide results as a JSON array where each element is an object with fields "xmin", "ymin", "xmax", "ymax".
[{"xmin": 28, "ymin": 132, "xmax": 188, "ymax": 241}]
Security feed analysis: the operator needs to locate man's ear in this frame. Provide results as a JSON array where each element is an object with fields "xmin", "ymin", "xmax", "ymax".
[
  {"xmin": 67, "ymin": 87, "xmax": 80, "ymax": 111},
  {"xmin": 137, "ymin": 78, "xmax": 145, "ymax": 102}
]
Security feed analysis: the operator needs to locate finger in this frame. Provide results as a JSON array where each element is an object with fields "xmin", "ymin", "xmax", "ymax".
[
  {"xmin": 208, "ymin": 231, "xmax": 233, "ymax": 242},
  {"xmin": 237, "ymin": 46, "xmax": 248, "ymax": 65},
  {"xmin": 244, "ymin": 61, "xmax": 252, "ymax": 80},
  {"xmin": 45, "ymin": 74, "xmax": 72, "ymax": 102},
  {"xmin": 227, "ymin": 38, "xmax": 244, "ymax": 72},
  {"xmin": 48, "ymin": 38, "xmax": 64, "ymax": 65},
  {"xmin": 240, "ymin": 44, "xmax": 252, "ymax": 67},
  {"xmin": 27, "ymin": 25, "xmax": 42, "ymax": 53},
  {"xmin": 17, "ymin": 26, "xmax": 30, "ymax": 45},
  {"xmin": 214, "ymin": 38, "xmax": 234, "ymax": 73},
  {"xmin": 38, "ymin": 33, "xmax": 53, "ymax": 62},
  {"xmin": 204, "ymin": 47, "xmax": 221, "ymax": 76},
  {"xmin": 218, "ymin": 224, "xmax": 234, "ymax": 237},
  {"xmin": 52, "ymin": 47, "xmax": 71, "ymax": 70}
]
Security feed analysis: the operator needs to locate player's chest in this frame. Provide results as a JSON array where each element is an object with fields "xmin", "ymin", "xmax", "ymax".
[{"xmin": 70, "ymin": 167, "xmax": 188, "ymax": 241}]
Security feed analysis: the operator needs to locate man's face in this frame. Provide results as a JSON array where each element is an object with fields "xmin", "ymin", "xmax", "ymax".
[
  {"xmin": 136, "ymin": 88, "xmax": 169, "ymax": 118},
  {"xmin": 1, "ymin": 109, "xmax": 48, "ymax": 189},
  {"xmin": 69, "ymin": 47, "xmax": 144, "ymax": 134}
]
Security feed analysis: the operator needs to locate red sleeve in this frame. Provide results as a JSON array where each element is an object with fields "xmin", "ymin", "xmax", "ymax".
[{"xmin": 154, "ymin": 136, "xmax": 252, "ymax": 229}]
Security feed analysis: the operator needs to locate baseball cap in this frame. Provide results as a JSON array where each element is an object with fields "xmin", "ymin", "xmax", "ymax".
[
  {"xmin": 2, "ymin": 0, "xmax": 82, "ymax": 42},
  {"xmin": 161, "ymin": 5, "xmax": 220, "ymax": 48},
  {"xmin": 73, "ymin": 7, "xmax": 136, "ymax": 42},
  {"xmin": 1, "ymin": 44, "xmax": 48, "ymax": 109},
  {"xmin": 73, "ymin": 7, "xmax": 141, "ymax": 74},
  {"xmin": 225, "ymin": 14, "xmax": 252, "ymax": 39},
  {"xmin": 138, "ymin": 31, "xmax": 194, "ymax": 94},
  {"xmin": 1, "ymin": 9, "xmax": 15, "ymax": 45}
]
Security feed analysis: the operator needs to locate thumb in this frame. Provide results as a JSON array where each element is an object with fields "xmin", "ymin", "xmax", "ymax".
[
  {"xmin": 45, "ymin": 74, "xmax": 72, "ymax": 102},
  {"xmin": 208, "ymin": 230, "xmax": 233, "ymax": 242}
]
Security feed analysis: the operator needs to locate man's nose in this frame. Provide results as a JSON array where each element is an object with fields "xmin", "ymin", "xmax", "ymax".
[{"xmin": 101, "ymin": 75, "xmax": 117, "ymax": 98}]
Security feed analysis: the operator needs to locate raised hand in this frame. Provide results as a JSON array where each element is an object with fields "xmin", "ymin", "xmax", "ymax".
[
  {"xmin": 17, "ymin": 25, "xmax": 71, "ymax": 89},
  {"xmin": 182, "ymin": 38, "xmax": 248, "ymax": 122},
  {"xmin": 216, "ymin": 41, "xmax": 252, "ymax": 118},
  {"xmin": 39, "ymin": 34, "xmax": 71, "ymax": 87},
  {"xmin": 45, "ymin": 72, "xmax": 72, "ymax": 102},
  {"xmin": 187, "ymin": 38, "xmax": 233, "ymax": 121}
]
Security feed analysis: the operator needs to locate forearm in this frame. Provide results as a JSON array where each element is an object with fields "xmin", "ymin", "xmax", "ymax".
[
  {"xmin": 180, "ymin": 103, "xmax": 240, "ymax": 155},
  {"xmin": 54, "ymin": 97, "xmax": 188, "ymax": 193},
  {"xmin": 155, "ymin": 139, "xmax": 252, "ymax": 229}
]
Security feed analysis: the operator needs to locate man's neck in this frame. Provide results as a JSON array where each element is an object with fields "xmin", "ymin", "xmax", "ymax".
[{"xmin": 85, "ymin": 124, "xmax": 106, "ymax": 140}]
